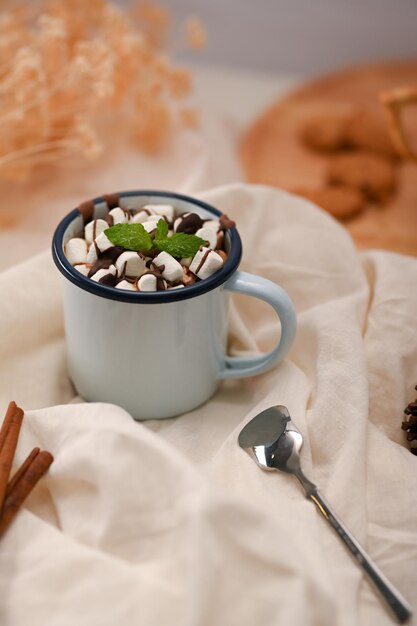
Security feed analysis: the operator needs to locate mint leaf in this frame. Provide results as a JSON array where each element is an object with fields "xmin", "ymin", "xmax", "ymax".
[
  {"xmin": 155, "ymin": 232, "xmax": 205, "ymax": 258},
  {"xmin": 156, "ymin": 218, "xmax": 169, "ymax": 240},
  {"xmin": 105, "ymin": 223, "xmax": 153, "ymax": 252}
]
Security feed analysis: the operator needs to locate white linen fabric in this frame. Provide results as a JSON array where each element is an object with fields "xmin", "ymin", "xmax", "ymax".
[{"xmin": 0, "ymin": 183, "xmax": 416, "ymax": 626}]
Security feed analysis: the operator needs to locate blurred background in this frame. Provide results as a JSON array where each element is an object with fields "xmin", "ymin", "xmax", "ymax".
[
  {"xmin": 147, "ymin": 0, "xmax": 417, "ymax": 74},
  {"xmin": 0, "ymin": 0, "xmax": 416, "ymax": 265}
]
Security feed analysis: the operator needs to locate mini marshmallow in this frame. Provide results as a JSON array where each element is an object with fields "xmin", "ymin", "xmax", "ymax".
[
  {"xmin": 65, "ymin": 238, "xmax": 88, "ymax": 265},
  {"xmin": 142, "ymin": 219, "xmax": 160, "ymax": 233},
  {"xmin": 90, "ymin": 264, "xmax": 117, "ymax": 282},
  {"xmin": 168, "ymin": 284, "xmax": 184, "ymax": 290},
  {"xmin": 153, "ymin": 251, "xmax": 183, "ymax": 283},
  {"xmin": 144, "ymin": 204, "xmax": 175, "ymax": 220},
  {"xmin": 74, "ymin": 263, "xmax": 92, "ymax": 276},
  {"xmin": 108, "ymin": 207, "xmax": 128, "ymax": 224},
  {"xmin": 189, "ymin": 247, "xmax": 224, "ymax": 280},
  {"xmin": 115, "ymin": 251, "xmax": 147, "ymax": 278},
  {"xmin": 84, "ymin": 219, "xmax": 108, "ymax": 245},
  {"xmin": 86, "ymin": 243, "xmax": 98, "ymax": 264},
  {"xmin": 180, "ymin": 256, "xmax": 192, "ymax": 267},
  {"xmin": 94, "ymin": 231, "xmax": 114, "ymax": 253},
  {"xmin": 196, "ymin": 227, "xmax": 217, "ymax": 250},
  {"xmin": 138, "ymin": 274, "xmax": 157, "ymax": 292},
  {"xmin": 130, "ymin": 209, "xmax": 153, "ymax": 224},
  {"xmin": 203, "ymin": 219, "xmax": 221, "ymax": 232},
  {"xmin": 116, "ymin": 280, "xmax": 137, "ymax": 291}
]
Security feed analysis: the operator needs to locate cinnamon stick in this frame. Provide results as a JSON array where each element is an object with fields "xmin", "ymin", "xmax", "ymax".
[
  {"xmin": 0, "ymin": 401, "xmax": 24, "ymax": 512},
  {"xmin": 0, "ymin": 450, "xmax": 53, "ymax": 538},
  {"xmin": 6, "ymin": 447, "xmax": 40, "ymax": 497},
  {"xmin": 0, "ymin": 401, "xmax": 20, "ymax": 451}
]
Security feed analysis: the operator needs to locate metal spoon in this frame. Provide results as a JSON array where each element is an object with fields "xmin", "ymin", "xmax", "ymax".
[{"xmin": 238, "ymin": 405, "xmax": 412, "ymax": 624}]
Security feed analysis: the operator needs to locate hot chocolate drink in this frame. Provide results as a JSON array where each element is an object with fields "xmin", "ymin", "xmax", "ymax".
[{"xmin": 64, "ymin": 204, "xmax": 234, "ymax": 292}]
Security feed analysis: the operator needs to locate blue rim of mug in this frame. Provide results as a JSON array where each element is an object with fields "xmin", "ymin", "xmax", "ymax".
[{"xmin": 52, "ymin": 190, "xmax": 243, "ymax": 303}]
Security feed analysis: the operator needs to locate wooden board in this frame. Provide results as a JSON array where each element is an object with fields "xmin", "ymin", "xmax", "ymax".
[{"xmin": 240, "ymin": 60, "xmax": 417, "ymax": 257}]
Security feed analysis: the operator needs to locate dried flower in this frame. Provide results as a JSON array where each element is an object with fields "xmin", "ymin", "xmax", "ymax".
[
  {"xmin": 185, "ymin": 17, "xmax": 206, "ymax": 50},
  {"xmin": 0, "ymin": 0, "xmax": 206, "ymax": 181}
]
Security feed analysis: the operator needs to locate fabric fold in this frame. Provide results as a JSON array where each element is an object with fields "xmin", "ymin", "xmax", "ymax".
[{"xmin": 0, "ymin": 183, "xmax": 415, "ymax": 626}]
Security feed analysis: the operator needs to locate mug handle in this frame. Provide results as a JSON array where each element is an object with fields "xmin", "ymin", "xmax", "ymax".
[{"xmin": 218, "ymin": 271, "xmax": 297, "ymax": 379}]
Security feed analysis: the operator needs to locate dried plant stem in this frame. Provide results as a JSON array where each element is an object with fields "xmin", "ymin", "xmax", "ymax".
[
  {"xmin": 0, "ymin": 0, "xmax": 205, "ymax": 179},
  {"xmin": 0, "ymin": 139, "xmax": 79, "ymax": 167}
]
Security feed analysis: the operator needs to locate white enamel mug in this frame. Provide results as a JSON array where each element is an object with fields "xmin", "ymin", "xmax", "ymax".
[{"xmin": 52, "ymin": 190, "xmax": 297, "ymax": 420}]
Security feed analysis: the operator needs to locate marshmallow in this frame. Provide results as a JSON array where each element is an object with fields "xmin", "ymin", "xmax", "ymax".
[
  {"xmin": 86, "ymin": 243, "xmax": 98, "ymax": 264},
  {"xmin": 196, "ymin": 227, "xmax": 217, "ymax": 250},
  {"xmin": 138, "ymin": 274, "xmax": 157, "ymax": 292},
  {"xmin": 203, "ymin": 219, "xmax": 221, "ymax": 232},
  {"xmin": 168, "ymin": 284, "xmax": 184, "ymax": 290},
  {"xmin": 153, "ymin": 251, "xmax": 183, "ymax": 283},
  {"xmin": 116, "ymin": 280, "xmax": 137, "ymax": 291},
  {"xmin": 142, "ymin": 219, "xmax": 160, "ymax": 234},
  {"xmin": 90, "ymin": 264, "xmax": 117, "ymax": 282},
  {"xmin": 108, "ymin": 207, "xmax": 128, "ymax": 224},
  {"xmin": 144, "ymin": 204, "xmax": 175, "ymax": 221},
  {"xmin": 74, "ymin": 263, "xmax": 92, "ymax": 276},
  {"xmin": 65, "ymin": 238, "xmax": 88, "ymax": 265},
  {"xmin": 189, "ymin": 247, "xmax": 224, "ymax": 280},
  {"xmin": 94, "ymin": 231, "xmax": 114, "ymax": 253},
  {"xmin": 173, "ymin": 212, "xmax": 203, "ymax": 234},
  {"xmin": 84, "ymin": 219, "xmax": 108, "ymax": 245},
  {"xmin": 180, "ymin": 256, "xmax": 192, "ymax": 267},
  {"xmin": 115, "ymin": 251, "xmax": 147, "ymax": 278},
  {"xmin": 130, "ymin": 209, "xmax": 153, "ymax": 224}
]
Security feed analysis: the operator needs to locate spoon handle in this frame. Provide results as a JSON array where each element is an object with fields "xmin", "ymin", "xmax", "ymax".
[{"xmin": 310, "ymin": 490, "xmax": 412, "ymax": 624}]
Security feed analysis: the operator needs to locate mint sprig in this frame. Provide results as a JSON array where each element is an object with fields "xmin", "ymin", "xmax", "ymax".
[
  {"xmin": 155, "ymin": 232, "xmax": 205, "ymax": 258},
  {"xmin": 105, "ymin": 223, "xmax": 153, "ymax": 252},
  {"xmin": 155, "ymin": 218, "xmax": 169, "ymax": 240},
  {"xmin": 105, "ymin": 219, "xmax": 205, "ymax": 258}
]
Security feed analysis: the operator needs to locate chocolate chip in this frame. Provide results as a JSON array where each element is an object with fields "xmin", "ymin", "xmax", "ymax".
[{"xmin": 176, "ymin": 212, "xmax": 203, "ymax": 234}]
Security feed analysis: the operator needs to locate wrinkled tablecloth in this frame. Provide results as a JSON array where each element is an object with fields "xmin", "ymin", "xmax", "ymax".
[{"xmin": 0, "ymin": 182, "xmax": 416, "ymax": 626}]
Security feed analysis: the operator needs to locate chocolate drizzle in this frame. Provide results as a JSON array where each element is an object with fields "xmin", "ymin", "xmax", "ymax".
[
  {"xmin": 92, "ymin": 220, "xmax": 102, "ymax": 240},
  {"xmin": 102, "ymin": 193, "xmax": 120, "ymax": 209},
  {"xmin": 182, "ymin": 266, "xmax": 197, "ymax": 286},
  {"xmin": 98, "ymin": 273, "xmax": 118, "ymax": 287},
  {"xmin": 176, "ymin": 212, "xmax": 203, "ymax": 234},
  {"xmin": 88, "ymin": 246, "xmax": 125, "ymax": 277},
  {"xmin": 195, "ymin": 248, "xmax": 211, "ymax": 275},
  {"xmin": 219, "ymin": 213, "xmax": 236, "ymax": 229},
  {"xmin": 78, "ymin": 199, "xmax": 95, "ymax": 223}
]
